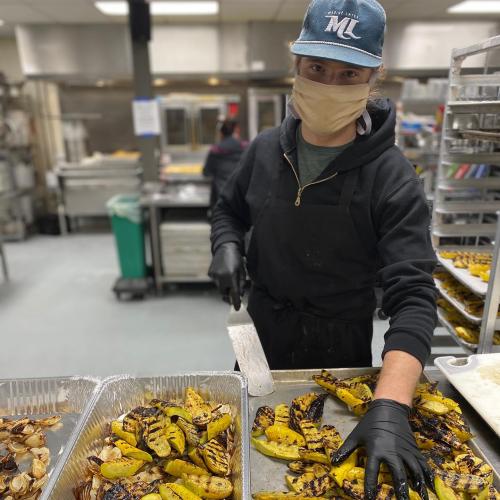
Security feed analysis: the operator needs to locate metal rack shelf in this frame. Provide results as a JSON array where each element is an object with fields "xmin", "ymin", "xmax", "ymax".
[
  {"xmin": 435, "ymin": 201, "xmax": 500, "ymax": 214},
  {"xmin": 431, "ymin": 35, "xmax": 500, "ymax": 356},
  {"xmin": 438, "ymin": 177, "xmax": 500, "ymax": 189},
  {"xmin": 437, "ymin": 307, "xmax": 500, "ymax": 354},
  {"xmin": 436, "ymin": 307, "xmax": 476, "ymax": 353},
  {"xmin": 447, "ymin": 101, "xmax": 500, "ymax": 113},
  {"xmin": 435, "ymin": 279, "xmax": 482, "ymax": 324},
  {"xmin": 433, "ymin": 223, "xmax": 498, "ymax": 238},
  {"xmin": 434, "ymin": 276, "xmax": 500, "ymax": 329},
  {"xmin": 437, "ymin": 252, "xmax": 490, "ymax": 297},
  {"xmin": 450, "ymin": 74, "xmax": 500, "ymax": 86},
  {"xmin": 442, "ymin": 153, "xmax": 500, "ymax": 163}
]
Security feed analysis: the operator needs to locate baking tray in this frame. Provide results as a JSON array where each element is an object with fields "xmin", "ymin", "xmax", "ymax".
[
  {"xmin": 435, "ymin": 276, "xmax": 483, "ymax": 324},
  {"xmin": 437, "ymin": 306, "xmax": 478, "ymax": 352},
  {"xmin": 437, "ymin": 248, "xmax": 492, "ymax": 297},
  {"xmin": 47, "ymin": 372, "xmax": 249, "ymax": 499},
  {"xmin": 0, "ymin": 376, "xmax": 102, "ymax": 500},
  {"xmin": 435, "ymin": 354, "xmax": 500, "ymax": 437},
  {"xmin": 459, "ymin": 130, "xmax": 500, "ymax": 144},
  {"xmin": 249, "ymin": 369, "xmax": 499, "ymax": 496}
]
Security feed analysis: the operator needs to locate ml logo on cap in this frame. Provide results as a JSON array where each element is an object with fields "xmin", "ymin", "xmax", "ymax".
[{"xmin": 324, "ymin": 16, "xmax": 361, "ymax": 40}]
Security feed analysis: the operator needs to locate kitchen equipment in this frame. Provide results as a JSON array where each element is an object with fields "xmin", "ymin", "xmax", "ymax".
[
  {"xmin": 47, "ymin": 372, "xmax": 250, "ymax": 499},
  {"xmin": 0, "ymin": 376, "xmax": 102, "ymax": 500},
  {"xmin": 435, "ymin": 354, "xmax": 500, "ymax": 436},
  {"xmin": 249, "ymin": 368, "xmax": 499, "ymax": 494},
  {"xmin": 228, "ymin": 304, "xmax": 274, "ymax": 397}
]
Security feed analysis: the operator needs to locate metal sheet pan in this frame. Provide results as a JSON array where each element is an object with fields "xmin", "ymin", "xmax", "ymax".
[
  {"xmin": 437, "ymin": 248, "xmax": 492, "ymax": 297},
  {"xmin": 0, "ymin": 376, "xmax": 102, "ymax": 500},
  {"xmin": 249, "ymin": 369, "xmax": 499, "ymax": 496},
  {"xmin": 47, "ymin": 372, "xmax": 249, "ymax": 500},
  {"xmin": 437, "ymin": 306, "xmax": 477, "ymax": 352},
  {"xmin": 434, "ymin": 277, "xmax": 483, "ymax": 325}
]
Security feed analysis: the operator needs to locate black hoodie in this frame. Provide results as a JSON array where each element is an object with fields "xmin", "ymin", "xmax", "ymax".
[
  {"xmin": 203, "ymin": 136, "xmax": 248, "ymax": 208},
  {"xmin": 211, "ymin": 99, "xmax": 438, "ymax": 367}
]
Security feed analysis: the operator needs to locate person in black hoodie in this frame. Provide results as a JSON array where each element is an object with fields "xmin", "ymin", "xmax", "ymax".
[
  {"xmin": 203, "ymin": 118, "xmax": 248, "ymax": 210},
  {"xmin": 209, "ymin": 1, "xmax": 437, "ymax": 498}
]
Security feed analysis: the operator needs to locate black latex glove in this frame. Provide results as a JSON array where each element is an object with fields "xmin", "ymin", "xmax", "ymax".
[
  {"xmin": 331, "ymin": 399, "xmax": 433, "ymax": 500},
  {"xmin": 208, "ymin": 242, "xmax": 245, "ymax": 310}
]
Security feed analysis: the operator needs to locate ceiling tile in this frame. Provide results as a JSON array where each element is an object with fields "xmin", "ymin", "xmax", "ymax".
[
  {"xmin": 0, "ymin": 4, "xmax": 52, "ymax": 22},
  {"xmin": 275, "ymin": 1, "xmax": 308, "ymax": 21},
  {"xmin": 24, "ymin": 0, "xmax": 109, "ymax": 22},
  {"xmin": 220, "ymin": 1, "xmax": 281, "ymax": 21},
  {"xmin": 389, "ymin": 0, "xmax": 471, "ymax": 19}
]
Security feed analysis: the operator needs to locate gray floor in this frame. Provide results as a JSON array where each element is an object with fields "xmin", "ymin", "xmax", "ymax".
[{"xmin": 1, "ymin": 234, "xmax": 455, "ymax": 379}]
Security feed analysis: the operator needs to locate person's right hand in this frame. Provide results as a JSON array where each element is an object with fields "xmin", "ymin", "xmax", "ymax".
[{"xmin": 208, "ymin": 242, "xmax": 245, "ymax": 310}]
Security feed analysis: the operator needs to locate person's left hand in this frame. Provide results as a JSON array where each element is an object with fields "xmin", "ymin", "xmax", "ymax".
[{"xmin": 331, "ymin": 399, "xmax": 433, "ymax": 500}]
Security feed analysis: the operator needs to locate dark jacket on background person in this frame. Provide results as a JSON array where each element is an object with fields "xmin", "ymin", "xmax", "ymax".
[
  {"xmin": 210, "ymin": 98, "xmax": 438, "ymax": 367},
  {"xmin": 203, "ymin": 136, "xmax": 248, "ymax": 209}
]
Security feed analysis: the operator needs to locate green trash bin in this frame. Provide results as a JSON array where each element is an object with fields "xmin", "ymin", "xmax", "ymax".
[{"xmin": 107, "ymin": 194, "xmax": 146, "ymax": 279}]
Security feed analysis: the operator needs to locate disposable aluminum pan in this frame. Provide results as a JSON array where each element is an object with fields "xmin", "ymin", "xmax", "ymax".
[
  {"xmin": 48, "ymin": 372, "xmax": 250, "ymax": 499},
  {"xmin": 249, "ymin": 369, "xmax": 499, "ymax": 495},
  {"xmin": 0, "ymin": 376, "xmax": 102, "ymax": 500}
]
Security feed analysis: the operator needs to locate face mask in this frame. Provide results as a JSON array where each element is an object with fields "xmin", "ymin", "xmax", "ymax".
[{"xmin": 291, "ymin": 75, "xmax": 370, "ymax": 137}]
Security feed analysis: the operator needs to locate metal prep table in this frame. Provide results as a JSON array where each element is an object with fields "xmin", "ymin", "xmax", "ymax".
[
  {"xmin": 55, "ymin": 156, "xmax": 142, "ymax": 234},
  {"xmin": 141, "ymin": 179, "xmax": 211, "ymax": 293}
]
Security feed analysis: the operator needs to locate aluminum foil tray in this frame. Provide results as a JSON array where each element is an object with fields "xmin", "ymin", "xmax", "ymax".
[
  {"xmin": 0, "ymin": 376, "xmax": 102, "ymax": 500},
  {"xmin": 47, "ymin": 372, "xmax": 249, "ymax": 499},
  {"xmin": 249, "ymin": 369, "xmax": 499, "ymax": 496}
]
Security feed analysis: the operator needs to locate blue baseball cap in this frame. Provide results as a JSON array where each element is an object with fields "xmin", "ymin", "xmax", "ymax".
[{"xmin": 291, "ymin": 0, "xmax": 386, "ymax": 68}]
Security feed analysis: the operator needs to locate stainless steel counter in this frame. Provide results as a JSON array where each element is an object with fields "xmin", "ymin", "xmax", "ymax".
[
  {"xmin": 425, "ymin": 367, "xmax": 499, "ymax": 472},
  {"xmin": 55, "ymin": 158, "xmax": 142, "ymax": 233},
  {"xmin": 140, "ymin": 181, "xmax": 211, "ymax": 291}
]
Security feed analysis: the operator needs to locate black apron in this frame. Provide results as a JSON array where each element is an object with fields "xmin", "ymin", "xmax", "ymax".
[{"xmin": 246, "ymin": 165, "xmax": 377, "ymax": 370}]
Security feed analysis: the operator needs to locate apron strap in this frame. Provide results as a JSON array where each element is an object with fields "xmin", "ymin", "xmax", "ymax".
[{"xmin": 339, "ymin": 168, "xmax": 360, "ymax": 208}]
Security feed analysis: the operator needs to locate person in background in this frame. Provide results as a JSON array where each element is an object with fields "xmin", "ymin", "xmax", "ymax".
[
  {"xmin": 208, "ymin": 0, "xmax": 437, "ymax": 498},
  {"xmin": 203, "ymin": 118, "xmax": 248, "ymax": 211}
]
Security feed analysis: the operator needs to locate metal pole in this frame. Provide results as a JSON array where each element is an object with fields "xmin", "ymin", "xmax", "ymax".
[
  {"xmin": 478, "ymin": 213, "xmax": 500, "ymax": 354},
  {"xmin": 128, "ymin": 0, "xmax": 158, "ymax": 182},
  {"xmin": 0, "ymin": 240, "xmax": 8, "ymax": 281},
  {"xmin": 149, "ymin": 205, "xmax": 163, "ymax": 294}
]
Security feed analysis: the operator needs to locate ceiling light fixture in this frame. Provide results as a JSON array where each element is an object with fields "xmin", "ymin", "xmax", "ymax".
[
  {"xmin": 95, "ymin": 1, "xmax": 219, "ymax": 16},
  {"xmin": 448, "ymin": 1, "xmax": 500, "ymax": 13},
  {"xmin": 154, "ymin": 78, "xmax": 168, "ymax": 86},
  {"xmin": 0, "ymin": 19, "xmax": 5, "ymax": 26}
]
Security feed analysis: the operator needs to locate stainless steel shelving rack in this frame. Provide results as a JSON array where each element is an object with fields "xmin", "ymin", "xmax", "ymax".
[
  {"xmin": 432, "ymin": 35, "xmax": 500, "ymax": 355},
  {"xmin": 0, "ymin": 80, "xmax": 33, "ymax": 241}
]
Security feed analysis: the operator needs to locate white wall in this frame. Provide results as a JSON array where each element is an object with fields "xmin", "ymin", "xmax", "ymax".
[
  {"xmin": 13, "ymin": 20, "xmax": 500, "ymax": 79},
  {"xmin": 384, "ymin": 21, "xmax": 500, "ymax": 70},
  {"xmin": 150, "ymin": 25, "xmax": 219, "ymax": 74},
  {"xmin": 0, "ymin": 37, "xmax": 23, "ymax": 82}
]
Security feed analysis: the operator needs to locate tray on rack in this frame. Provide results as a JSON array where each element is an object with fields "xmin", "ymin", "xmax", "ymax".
[
  {"xmin": 0, "ymin": 376, "xmax": 102, "ymax": 500},
  {"xmin": 435, "ymin": 277, "xmax": 483, "ymax": 324},
  {"xmin": 435, "ymin": 354, "xmax": 500, "ymax": 437},
  {"xmin": 435, "ymin": 277, "xmax": 500, "ymax": 329},
  {"xmin": 437, "ymin": 307, "xmax": 477, "ymax": 352},
  {"xmin": 437, "ymin": 248, "xmax": 492, "ymax": 297},
  {"xmin": 249, "ymin": 369, "xmax": 499, "ymax": 495},
  {"xmin": 458, "ymin": 130, "xmax": 500, "ymax": 143},
  {"xmin": 47, "ymin": 372, "xmax": 250, "ymax": 499}
]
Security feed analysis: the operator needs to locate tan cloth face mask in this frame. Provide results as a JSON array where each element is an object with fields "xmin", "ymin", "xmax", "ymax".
[{"xmin": 291, "ymin": 75, "xmax": 370, "ymax": 137}]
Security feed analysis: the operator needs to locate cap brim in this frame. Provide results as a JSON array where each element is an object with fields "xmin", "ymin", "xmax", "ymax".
[{"xmin": 291, "ymin": 41, "xmax": 382, "ymax": 68}]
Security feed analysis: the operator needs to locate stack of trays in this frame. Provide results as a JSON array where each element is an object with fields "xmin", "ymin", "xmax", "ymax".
[{"xmin": 160, "ymin": 222, "xmax": 212, "ymax": 279}]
